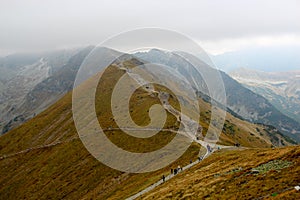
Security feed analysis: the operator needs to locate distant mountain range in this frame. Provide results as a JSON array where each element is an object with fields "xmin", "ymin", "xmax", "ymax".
[{"xmin": 230, "ymin": 68, "xmax": 300, "ymax": 124}]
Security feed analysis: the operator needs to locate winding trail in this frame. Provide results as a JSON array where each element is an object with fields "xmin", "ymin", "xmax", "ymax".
[
  {"xmin": 126, "ymin": 140, "xmax": 236, "ymax": 200},
  {"xmin": 117, "ymin": 63, "xmax": 201, "ymax": 141},
  {"xmin": 117, "ymin": 63, "xmax": 234, "ymax": 200},
  {"xmin": 0, "ymin": 126, "xmax": 230, "ymax": 161},
  {"xmin": 0, "ymin": 136, "xmax": 78, "ymax": 160},
  {"xmin": 126, "ymin": 154, "xmax": 208, "ymax": 200}
]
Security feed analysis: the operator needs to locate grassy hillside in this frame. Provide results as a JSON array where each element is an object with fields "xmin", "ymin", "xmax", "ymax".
[
  {"xmin": 0, "ymin": 88, "xmax": 201, "ymax": 199},
  {"xmin": 139, "ymin": 146, "xmax": 300, "ymax": 200},
  {"xmin": 0, "ymin": 58, "xmax": 296, "ymax": 199}
]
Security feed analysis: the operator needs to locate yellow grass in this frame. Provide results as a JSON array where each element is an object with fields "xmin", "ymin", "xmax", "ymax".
[
  {"xmin": 139, "ymin": 146, "xmax": 300, "ymax": 200},
  {"xmin": 0, "ymin": 59, "xmax": 295, "ymax": 199}
]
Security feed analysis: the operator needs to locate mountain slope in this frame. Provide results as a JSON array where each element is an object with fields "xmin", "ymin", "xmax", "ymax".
[
  {"xmin": 0, "ymin": 49, "xmax": 82, "ymax": 134},
  {"xmin": 0, "ymin": 60, "xmax": 199, "ymax": 199},
  {"xmin": 230, "ymin": 68, "xmax": 300, "ymax": 124},
  {"xmin": 139, "ymin": 146, "xmax": 300, "ymax": 200},
  {"xmin": 0, "ymin": 47, "xmax": 92, "ymax": 134},
  {"xmin": 0, "ymin": 57, "xmax": 293, "ymax": 199},
  {"xmin": 135, "ymin": 49, "xmax": 300, "ymax": 142},
  {"xmin": 221, "ymin": 71, "xmax": 300, "ymax": 142}
]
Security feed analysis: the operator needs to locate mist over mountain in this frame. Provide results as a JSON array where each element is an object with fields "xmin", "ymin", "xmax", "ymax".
[
  {"xmin": 0, "ymin": 49, "xmax": 80, "ymax": 80},
  {"xmin": 0, "ymin": 48, "xmax": 83, "ymax": 134},
  {"xmin": 212, "ymin": 46, "xmax": 300, "ymax": 72}
]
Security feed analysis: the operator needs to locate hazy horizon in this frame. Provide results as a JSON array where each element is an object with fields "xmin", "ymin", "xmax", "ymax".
[{"xmin": 1, "ymin": 0, "xmax": 300, "ymax": 71}]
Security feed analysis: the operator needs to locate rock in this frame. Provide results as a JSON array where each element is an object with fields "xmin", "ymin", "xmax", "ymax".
[{"xmin": 250, "ymin": 169, "xmax": 260, "ymax": 174}]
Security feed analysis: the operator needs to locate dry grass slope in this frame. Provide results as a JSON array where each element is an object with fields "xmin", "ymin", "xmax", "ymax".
[
  {"xmin": 139, "ymin": 146, "xmax": 300, "ymax": 200},
  {"xmin": 0, "ymin": 58, "xmax": 296, "ymax": 199}
]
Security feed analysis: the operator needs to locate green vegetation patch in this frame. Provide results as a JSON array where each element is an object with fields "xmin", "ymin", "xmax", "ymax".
[{"xmin": 252, "ymin": 159, "xmax": 293, "ymax": 174}]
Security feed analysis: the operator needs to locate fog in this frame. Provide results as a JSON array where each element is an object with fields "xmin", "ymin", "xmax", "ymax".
[{"xmin": 1, "ymin": 0, "xmax": 300, "ymax": 56}]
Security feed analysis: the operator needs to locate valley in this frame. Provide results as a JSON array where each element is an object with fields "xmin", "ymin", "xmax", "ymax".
[{"xmin": 230, "ymin": 68, "xmax": 300, "ymax": 124}]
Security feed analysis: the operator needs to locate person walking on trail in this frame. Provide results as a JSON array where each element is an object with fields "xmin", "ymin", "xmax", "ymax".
[
  {"xmin": 207, "ymin": 144, "xmax": 211, "ymax": 153},
  {"xmin": 198, "ymin": 156, "xmax": 203, "ymax": 161},
  {"xmin": 171, "ymin": 168, "xmax": 173, "ymax": 174},
  {"xmin": 178, "ymin": 165, "xmax": 181, "ymax": 172},
  {"xmin": 162, "ymin": 175, "xmax": 165, "ymax": 182},
  {"xmin": 174, "ymin": 168, "xmax": 177, "ymax": 175},
  {"xmin": 190, "ymin": 160, "xmax": 192, "ymax": 164}
]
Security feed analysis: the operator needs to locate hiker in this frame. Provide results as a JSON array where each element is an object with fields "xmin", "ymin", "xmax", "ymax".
[
  {"xmin": 190, "ymin": 160, "xmax": 192, "ymax": 164},
  {"xmin": 207, "ymin": 144, "xmax": 211, "ymax": 152},
  {"xmin": 171, "ymin": 168, "xmax": 173, "ymax": 174},
  {"xmin": 162, "ymin": 175, "xmax": 165, "ymax": 182},
  {"xmin": 178, "ymin": 165, "xmax": 181, "ymax": 172},
  {"xmin": 174, "ymin": 168, "xmax": 178, "ymax": 175}
]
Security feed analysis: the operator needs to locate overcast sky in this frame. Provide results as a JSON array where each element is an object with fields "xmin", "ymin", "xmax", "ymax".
[{"xmin": 1, "ymin": 0, "xmax": 300, "ymax": 56}]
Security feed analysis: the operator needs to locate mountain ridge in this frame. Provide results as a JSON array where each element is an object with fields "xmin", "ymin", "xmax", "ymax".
[{"xmin": 135, "ymin": 49, "xmax": 300, "ymax": 143}]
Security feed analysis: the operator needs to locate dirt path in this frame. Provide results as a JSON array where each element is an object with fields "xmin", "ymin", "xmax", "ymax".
[
  {"xmin": 0, "ymin": 136, "xmax": 78, "ymax": 160},
  {"xmin": 126, "ymin": 144, "xmax": 213, "ymax": 200}
]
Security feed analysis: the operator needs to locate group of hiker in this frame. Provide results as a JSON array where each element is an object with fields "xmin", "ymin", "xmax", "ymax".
[
  {"xmin": 161, "ymin": 144, "xmax": 218, "ymax": 183},
  {"xmin": 161, "ymin": 154, "xmax": 206, "ymax": 182},
  {"xmin": 170, "ymin": 165, "xmax": 183, "ymax": 176},
  {"xmin": 162, "ymin": 166, "xmax": 182, "ymax": 182}
]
